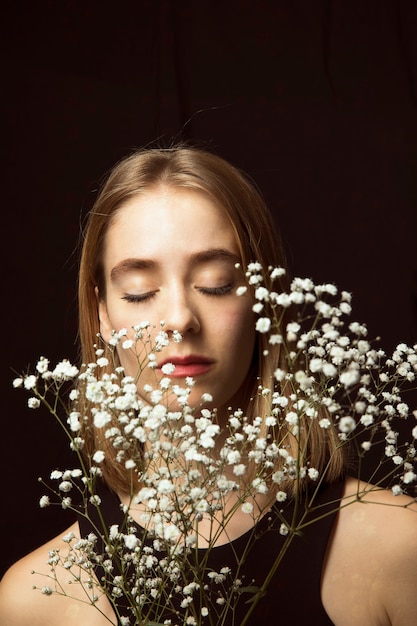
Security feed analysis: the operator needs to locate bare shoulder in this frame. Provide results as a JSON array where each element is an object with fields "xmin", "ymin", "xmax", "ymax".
[
  {"xmin": 0, "ymin": 522, "xmax": 116, "ymax": 626},
  {"xmin": 322, "ymin": 477, "xmax": 417, "ymax": 626}
]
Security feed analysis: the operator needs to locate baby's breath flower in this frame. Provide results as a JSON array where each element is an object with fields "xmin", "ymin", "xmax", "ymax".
[
  {"xmin": 150, "ymin": 389, "xmax": 163, "ymax": 404},
  {"xmin": 269, "ymin": 334, "xmax": 283, "ymax": 345},
  {"xmin": 309, "ymin": 358, "xmax": 323, "ymax": 373},
  {"xmin": 285, "ymin": 411, "xmax": 299, "ymax": 427},
  {"xmin": 255, "ymin": 286, "xmax": 269, "ymax": 301},
  {"xmin": 397, "ymin": 403, "xmax": 409, "ymax": 418},
  {"xmin": 59, "ymin": 481, "xmax": 72, "ymax": 493},
  {"xmin": 155, "ymin": 331, "xmax": 169, "ymax": 350},
  {"xmin": 319, "ymin": 418, "xmax": 331, "ymax": 429},
  {"xmin": 52, "ymin": 360, "xmax": 79, "ymax": 380},
  {"xmin": 339, "ymin": 302, "xmax": 352, "ymax": 315},
  {"xmin": 355, "ymin": 401, "xmax": 366, "ymax": 414},
  {"xmin": 322, "ymin": 363, "xmax": 337, "ymax": 377},
  {"xmin": 69, "ymin": 389, "xmax": 80, "ymax": 402},
  {"xmin": 340, "ymin": 369, "xmax": 360, "ymax": 387},
  {"xmin": 286, "ymin": 322, "xmax": 300, "ymax": 340},
  {"xmin": 68, "ymin": 411, "xmax": 81, "ymax": 432},
  {"xmin": 92, "ymin": 450, "xmax": 105, "ymax": 463},
  {"xmin": 24, "ymin": 375, "xmax": 37, "ymax": 390},
  {"xmin": 294, "ymin": 370, "xmax": 314, "ymax": 391},
  {"xmin": 36, "ymin": 357, "xmax": 50, "ymax": 374},
  {"xmin": 161, "ymin": 362, "xmax": 175, "ymax": 375},
  {"xmin": 349, "ymin": 321, "xmax": 367, "ymax": 336},
  {"xmin": 247, "ymin": 261, "xmax": 262, "ymax": 272},
  {"xmin": 276, "ymin": 293, "xmax": 291, "ymax": 307},
  {"xmin": 274, "ymin": 368, "xmax": 286, "ymax": 382},
  {"xmin": 308, "ymin": 468, "xmax": 319, "ymax": 481},
  {"xmin": 360, "ymin": 414, "xmax": 374, "ymax": 427},
  {"xmin": 392, "ymin": 485, "xmax": 403, "ymax": 496},
  {"xmin": 93, "ymin": 410, "xmax": 112, "ymax": 429},
  {"xmin": 270, "ymin": 266, "xmax": 286, "ymax": 280},
  {"xmin": 157, "ymin": 479, "xmax": 175, "ymax": 494},
  {"xmin": 402, "ymin": 470, "xmax": 417, "ymax": 484},
  {"xmin": 241, "ymin": 502, "xmax": 254, "ymax": 514},
  {"xmin": 338, "ymin": 416, "xmax": 356, "ymax": 434},
  {"xmin": 233, "ymin": 463, "xmax": 246, "ymax": 476},
  {"xmin": 252, "ymin": 477, "xmax": 267, "ymax": 493},
  {"xmin": 255, "ymin": 317, "xmax": 271, "ymax": 333},
  {"xmin": 123, "ymin": 534, "xmax": 138, "ymax": 550},
  {"xmin": 290, "ymin": 291, "xmax": 305, "ymax": 304},
  {"xmin": 252, "ymin": 302, "xmax": 264, "ymax": 314},
  {"xmin": 172, "ymin": 330, "xmax": 182, "ymax": 343}
]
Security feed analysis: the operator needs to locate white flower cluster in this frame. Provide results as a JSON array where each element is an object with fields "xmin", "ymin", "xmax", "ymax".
[
  {"xmin": 14, "ymin": 265, "xmax": 417, "ymax": 625},
  {"xmin": 246, "ymin": 264, "xmax": 417, "ymax": 482}
]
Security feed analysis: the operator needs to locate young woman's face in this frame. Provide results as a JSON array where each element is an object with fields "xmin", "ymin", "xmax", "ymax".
[{"xmin": 98, "ymin": 187, "xmax": 256, "ymax": 414}]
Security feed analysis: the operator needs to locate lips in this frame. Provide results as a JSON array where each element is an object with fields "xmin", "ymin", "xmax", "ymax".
[{"xmin": 157, "ymin": 355, "xmax": 214, "ymax": 378}]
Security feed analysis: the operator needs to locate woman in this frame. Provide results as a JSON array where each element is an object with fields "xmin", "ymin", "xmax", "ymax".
[{"xmin": 1, "ymin": 147, "xmax": 417, "ymax": 625}]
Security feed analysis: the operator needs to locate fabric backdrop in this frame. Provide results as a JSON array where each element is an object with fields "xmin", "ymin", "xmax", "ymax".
[{"xmin": 1, "ymin": 0, "xmax": 416, "ymax": 575}]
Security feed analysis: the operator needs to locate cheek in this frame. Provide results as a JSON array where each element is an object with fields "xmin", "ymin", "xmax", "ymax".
[
  {"xmin": 105, "ymin": 302, "xmax": 130, "ymax": 329},
  {"xmin": 103, "ymin": 300, "xmax": 148, "ymax": 345},
  {"xmin": 220, "ymin": 303, "xmax": 256, "ymax": 358},
  {"xmin": 115, "ymin": 342, "xmax": 150, "ymax": 381},
  {"xmin": 101, "ymin": 306, "xmax": 152, "ymax": 377}
]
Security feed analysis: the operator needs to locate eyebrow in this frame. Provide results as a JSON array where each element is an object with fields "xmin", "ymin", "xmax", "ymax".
[{"xmin": 110, "ymin": 248, "xmax": 241, "ymax": 281}]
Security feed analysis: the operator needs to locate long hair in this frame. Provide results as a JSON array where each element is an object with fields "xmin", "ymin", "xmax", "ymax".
[{"xmin": 78, "ymin": 146, "xmax": 345, "ymax": 494}]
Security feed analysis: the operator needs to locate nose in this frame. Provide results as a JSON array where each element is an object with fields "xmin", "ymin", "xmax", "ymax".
[{"xmin": 162, "ymin": 288, "xmax": 201, "ymax": 336}]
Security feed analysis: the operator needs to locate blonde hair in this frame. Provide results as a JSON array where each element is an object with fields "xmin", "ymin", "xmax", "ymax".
[{"xmin": 78, "ymin": 146, "xmax": 346, "ymax": 494}]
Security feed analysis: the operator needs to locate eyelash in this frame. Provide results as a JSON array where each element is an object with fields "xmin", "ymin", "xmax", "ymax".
[
  {"xmin": 122, "ymin": 292, "xmax": 157, "ymax": 304},
  {"xmin": 121, "ymin": 284, "xmax": 234, "ymax": 303},
  {"xmin": 197, "ymin": 283, "xmax": 234, "ymax": 296}
]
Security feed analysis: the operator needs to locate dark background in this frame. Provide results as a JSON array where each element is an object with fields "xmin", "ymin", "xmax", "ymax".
[{"xmin": 1, "ymin": 0, "xmax": 417, "ymax": 576}]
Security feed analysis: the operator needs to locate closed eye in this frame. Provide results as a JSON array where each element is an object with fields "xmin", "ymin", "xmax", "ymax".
[
  {"xmin": 121, "ymin": 291, "xmax": 157, "ymax": 303},
  {"xmin": 121, "ymin": 284, "xmax": 234, "ymax": 302},
  {"xmin": 197, "ymin": 283, "xmax": 234, "ymax": 296}
]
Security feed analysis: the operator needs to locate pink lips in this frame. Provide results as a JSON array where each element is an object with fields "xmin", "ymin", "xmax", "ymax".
[{"xmin": 157, "ymin": 355, "xmax": 214, "ymax": 378}]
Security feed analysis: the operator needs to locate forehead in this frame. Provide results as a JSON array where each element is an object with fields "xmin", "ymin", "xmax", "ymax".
[{"xmin": 104, "ymin": 187, "xmax": 240, "ymax": 260}]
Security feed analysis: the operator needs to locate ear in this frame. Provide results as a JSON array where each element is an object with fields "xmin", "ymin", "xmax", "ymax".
[{"xmin": 95, "ymin": 286, "xmax": 113, "ymax": 343}]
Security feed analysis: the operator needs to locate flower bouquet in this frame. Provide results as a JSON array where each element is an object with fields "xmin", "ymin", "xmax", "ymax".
[{"xmin": 14, "ymin": 264, "xmax": 417, "ymax": 625}]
